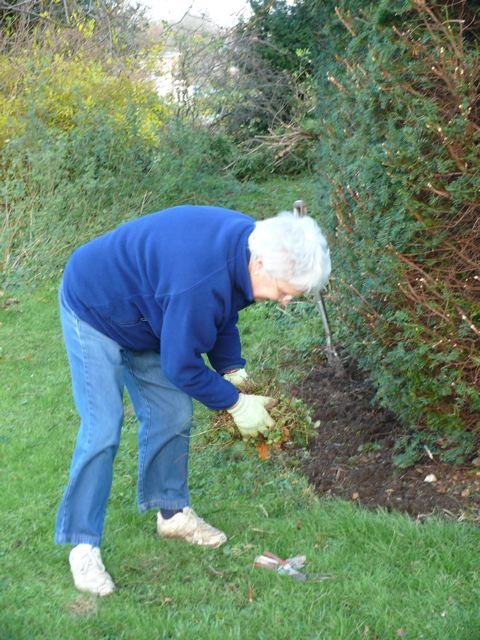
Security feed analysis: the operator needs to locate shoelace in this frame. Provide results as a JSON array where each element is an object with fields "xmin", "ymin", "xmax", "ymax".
[
  {"xmin": 185, "ymin": 510, "xmax": 221, "ymax": 544},
  {"xmin": 185, "ymin": 509, "xmax": 211, "ymax": 531},
  {"xmin": 78, "ymin": 549, "xmax": 105, "ymax": 576}
]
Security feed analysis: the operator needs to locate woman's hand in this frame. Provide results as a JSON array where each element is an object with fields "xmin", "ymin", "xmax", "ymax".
[
  {"xmin": 223, "ymin": 368, "xmax": 250, "ymax": 389},
  {"xmin": 227, "ymin": 393, "xmax": 277, "ymax": 439}
]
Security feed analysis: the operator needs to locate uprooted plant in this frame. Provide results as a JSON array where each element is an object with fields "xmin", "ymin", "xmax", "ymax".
[{"xmin": 206, "ymin": 378, "xmax": 319, "ymax": 460}]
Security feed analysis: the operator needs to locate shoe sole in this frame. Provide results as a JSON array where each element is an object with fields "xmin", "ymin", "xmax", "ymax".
[
  {"xmin": 158, "ymin": 531, "xmax": 227, "ymax": 548},
  {"xmin": 73, "ymin": 581, "xmax": 116, "ymax": 597}
]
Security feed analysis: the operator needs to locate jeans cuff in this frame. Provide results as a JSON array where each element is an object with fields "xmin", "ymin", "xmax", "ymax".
[
  {"xmin": 138, "ymin": 498, "xmax": 189, "ymax": 513},
  {"xmin": 55, "ymin": 533, "xmax": 102, "ymax": 546}
]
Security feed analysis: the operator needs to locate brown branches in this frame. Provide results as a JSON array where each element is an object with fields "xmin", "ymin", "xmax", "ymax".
[
  {"xmin": 327, "ymin": 0, "xmax": 479, "ymax": 429},
  {"xmin": 334, "ymin": 6, "xmax": 356, "ymax": 37},
  {"xmin": 389, "ymin": 244, "xmax": 480, "ymax": 345},
  {"xmin": 391, "ymin": 7, "xmax": 480, "ymax": 127}
]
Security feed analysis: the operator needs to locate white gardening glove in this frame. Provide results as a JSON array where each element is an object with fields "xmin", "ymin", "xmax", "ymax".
[
  {"xmin": 223, "ymin": 368, "xmax": 249, "ymax": 389},
  {"xmin": 227, "ymin": 393, "xmax": 277, "ymax": 440}
]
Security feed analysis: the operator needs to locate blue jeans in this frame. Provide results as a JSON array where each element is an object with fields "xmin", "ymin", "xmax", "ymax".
[{"xmin": 55, "ymin": 287, "xmax": 193, "ymax": 546}]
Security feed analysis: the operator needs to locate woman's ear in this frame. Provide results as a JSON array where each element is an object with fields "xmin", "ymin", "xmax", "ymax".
[{"xmin": 253, "ymin": 258, "xmax": 263, "ymax": 274}]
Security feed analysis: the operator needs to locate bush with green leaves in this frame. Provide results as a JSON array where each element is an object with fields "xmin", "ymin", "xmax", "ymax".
[
  {"xmin": 315, "ymin": 0, "xmax": 479, "ymax": 436},
  {"xmin": 0, "ymin": 22, "xmax": 167, "ymax": 277},
  {"xmin": 0, "ymin": 25, "xmax": 239, "ymax": 283}
]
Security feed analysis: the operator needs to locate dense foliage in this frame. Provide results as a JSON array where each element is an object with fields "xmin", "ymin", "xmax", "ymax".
[
  {"xmin": 0, "ymin": 14, "xmax": 238, "ymax": 282},
  {"xmin": 314, "ymin": 0, "xmax": 479, "ymax": 435},
  {"xmin": 0, "ymin": 0, "xmax": 146, "ymax": 53}
]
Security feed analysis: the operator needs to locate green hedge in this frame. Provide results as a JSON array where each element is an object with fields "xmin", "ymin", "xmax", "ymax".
[{"xmin": 315, "ymin": 0, "xmax": 479, "ymax": 435}]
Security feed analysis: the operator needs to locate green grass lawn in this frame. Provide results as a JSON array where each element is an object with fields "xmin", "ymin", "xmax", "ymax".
[{"xmin": 1, "ymin": 281, "xmax": 479, "ymax": 640}]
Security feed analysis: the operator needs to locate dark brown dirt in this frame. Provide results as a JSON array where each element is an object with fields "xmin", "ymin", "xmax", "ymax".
[{"xmin": 291, "ymin": 354, "xmax": 480, "ymax": 523}]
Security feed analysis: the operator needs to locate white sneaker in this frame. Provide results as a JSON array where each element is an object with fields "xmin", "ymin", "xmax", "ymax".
[
  {"xmin": 157, "ymin": 507, "xmax": 227, "ymax": 548},
  {"xmin": 69, "ymin": 544, "xmax": 116, "ymax": 597}
]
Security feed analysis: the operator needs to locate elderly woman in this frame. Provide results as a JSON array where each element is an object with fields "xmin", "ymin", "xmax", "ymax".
[{"xmin": 57, "ymin": 204, "xmax": 330, "ymax": 596}]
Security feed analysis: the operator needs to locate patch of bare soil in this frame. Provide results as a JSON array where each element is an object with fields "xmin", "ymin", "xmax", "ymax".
[{"xmin": 291, "ymin": 355, "xmax": 480, "ymax": 522}]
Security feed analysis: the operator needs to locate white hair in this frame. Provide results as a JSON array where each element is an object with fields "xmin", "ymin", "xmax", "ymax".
[{"xmin": 248, "ymin": 211, "xmax": 331, "ymax": 294}]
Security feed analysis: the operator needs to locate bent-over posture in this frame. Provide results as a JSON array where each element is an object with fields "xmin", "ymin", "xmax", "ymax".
[{"xmin": 57, "ymin": 205, "xmax": 331, "ymax": 595}]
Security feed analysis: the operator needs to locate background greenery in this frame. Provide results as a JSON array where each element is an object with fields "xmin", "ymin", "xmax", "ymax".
[{"xmin": 3, "ymin": 0, "xmax": 478, "ymax": 441}]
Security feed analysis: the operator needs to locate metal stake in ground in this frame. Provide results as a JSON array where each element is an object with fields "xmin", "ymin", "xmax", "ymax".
[{"xmin": 293, "ymin": 200, "xmax": 343, "ymax": 373}]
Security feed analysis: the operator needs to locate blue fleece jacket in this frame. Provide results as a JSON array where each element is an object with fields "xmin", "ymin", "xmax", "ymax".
[{"xmin": 62, "ymin": 205, "xmax": 255, "ymax": 410}]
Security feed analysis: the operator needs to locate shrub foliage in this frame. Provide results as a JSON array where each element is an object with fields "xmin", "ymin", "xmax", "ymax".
[
  {"xmin": 0, "ymin": 29, "xmax": 166, "ymax": 279},
  {"xmin": 0, "ymin": 18, "xmax": 238, "ymax": 282},
  {"xmin": 316, "ymin": 0, "xmax": 479, "ymax": 433}
]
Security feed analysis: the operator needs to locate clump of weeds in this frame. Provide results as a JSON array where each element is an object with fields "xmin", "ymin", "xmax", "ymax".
[{"xmin": 206, "ymin": 378, "xmax": 319, "ymax": 460}]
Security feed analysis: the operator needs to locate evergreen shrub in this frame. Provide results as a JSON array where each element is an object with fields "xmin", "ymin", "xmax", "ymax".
[{"xmin": 316, "ymin": 0, "xmax": 479, "ymax": 435}]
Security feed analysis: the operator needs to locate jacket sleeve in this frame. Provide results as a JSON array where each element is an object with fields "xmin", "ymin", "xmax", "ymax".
[
  {"xmin": 206, "ymin": 312, "xmax": 246, "ymax": 374},
  {"xmin": 159, "ymin": 288, "xmax": 239, "ymax": 410}
]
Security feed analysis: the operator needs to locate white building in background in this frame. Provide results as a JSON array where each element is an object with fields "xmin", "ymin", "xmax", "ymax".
[
  {"xmin": 149, "ymin": 12, "xmax": 221, "ymax": 101},
  {"xmin": 154, "ymin": 50, "xmax": 181, "ymax": 97}
]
